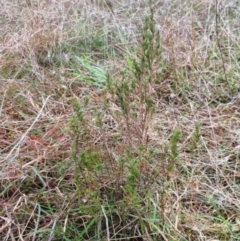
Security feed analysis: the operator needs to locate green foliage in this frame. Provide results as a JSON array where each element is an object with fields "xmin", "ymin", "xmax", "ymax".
[
  {"xmin": 108, "ymin": 2, "xmax": 165, "ymax": 148},
  {"xmin": 188, "ymin": 122, "xmax": 202, "ymax": 152},
  {"xmin": 66, "ymin": 4, "xmax": 174, "ymax": 239},
  {"xmin": 167, "ymin": 129, "xmax": 182, "ymax": 172},
  {"xmin": 73, "ymin": 55, "xmax": 108, "ymax": 87}
]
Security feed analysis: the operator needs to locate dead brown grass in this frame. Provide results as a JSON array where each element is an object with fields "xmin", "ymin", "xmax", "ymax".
[{"xmin": 1, "ymin": 0, "xmax": 240, "ymax": 240}]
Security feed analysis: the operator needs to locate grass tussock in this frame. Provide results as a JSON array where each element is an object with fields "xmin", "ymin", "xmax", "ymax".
[{"xmin": 1, "ymin": 0, "xmax": 240, "ymax": 240}]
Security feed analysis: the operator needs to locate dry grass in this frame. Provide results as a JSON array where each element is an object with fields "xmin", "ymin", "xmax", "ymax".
[{"xmin": 1, "ymin": 0, "xmax": 240, "ymax": 240}]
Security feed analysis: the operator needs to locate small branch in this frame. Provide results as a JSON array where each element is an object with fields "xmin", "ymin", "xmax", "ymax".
[{"xmin": 4, "ymin": 95, "xmax": 52, "ymax": 166}]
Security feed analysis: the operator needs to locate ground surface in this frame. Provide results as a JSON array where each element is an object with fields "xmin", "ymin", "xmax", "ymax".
[{"xmin": 1, "ymin": 0, "xmax": 240, "ymax": 240}]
